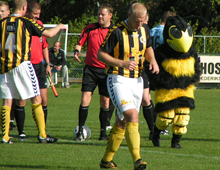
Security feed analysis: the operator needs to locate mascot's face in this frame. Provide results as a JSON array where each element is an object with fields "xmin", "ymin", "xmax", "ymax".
[{"xmin": 164, "ymin": 16, "xmax": 193, "ymax": 53}]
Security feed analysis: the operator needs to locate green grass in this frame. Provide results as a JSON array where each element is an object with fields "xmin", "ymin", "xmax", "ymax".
[{"xmin": 1, "ymin": 87, "xmax": 220, "ymax": 170}]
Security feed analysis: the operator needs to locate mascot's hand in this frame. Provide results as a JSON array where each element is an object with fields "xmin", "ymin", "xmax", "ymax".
[{"xmin": 149, "ymin": 61, "xmax": 159, "ymax": 74}]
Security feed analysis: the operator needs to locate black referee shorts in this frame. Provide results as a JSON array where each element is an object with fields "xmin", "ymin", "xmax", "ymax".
[
  {"xmin": 33, "ymin": 62, "xmax": 47, "ymax": 89},
  {"xmin": 81, "ymin": 65, "xmax": 109, "ymax": 97}
]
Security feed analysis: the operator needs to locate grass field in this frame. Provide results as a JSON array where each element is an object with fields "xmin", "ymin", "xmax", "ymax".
[{"xmin": 1, "ymin": 87, "xmax": 220, "ymax": 170}]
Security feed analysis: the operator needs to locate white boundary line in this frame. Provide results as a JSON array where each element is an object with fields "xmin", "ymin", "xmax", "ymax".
[{"xmin": 58, "ymin": 138, "xmax": 220, "ymax": 160}]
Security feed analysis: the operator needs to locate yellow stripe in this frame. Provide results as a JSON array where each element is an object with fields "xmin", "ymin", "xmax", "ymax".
[
  {"xmin": 16, "ymin": 19, "xmax": 22, "ymax": 66},
  {"xmin": 154, "ymin": 85, "xmax": 195, "ymax": 104},
  {"xmin": 162, "ymin": 56, "xmax": 196, "ymax": 77},
  {"xmin": 122, "ymin": 28, "xmax": 130, "ymax": 77},
  {"xmin": 1, "ymin": 20, "xmax": 7, "ymax": 73}
]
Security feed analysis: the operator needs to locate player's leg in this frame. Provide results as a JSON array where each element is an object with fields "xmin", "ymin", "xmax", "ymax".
[
  {"xmin": 171, "ymin": 107, "xmax": 190, "ymax": 149},
  {"xmin": 99, "ymin": 95, "xmax": 109, "ymax": 140},
  {"xmin": 142, "ymin": 88, "xmax": 154, "ymax": 140},
  {"xmin": 98, "ymin": 67, "xmax": 110, "ymax": 140},
  {"xmin": 1, "ymin": 99, "xmax": 13, "ymax": 143},
  {"xmin": 100, "ymin": 115, "xmax": 125, "ymax": 169},
  {"xmin": 106, "ymin": 99, "xmax": 115, "ymax": 130},
  {"xmin": 75, "ymin": 65, "xmax": 97, "ymax": 141},
  {"xmin": 9, "ymin": 99, "xmax": 16, "ymax": 130},
  {"xmin": 14, "ymin": 99, "xmax": 27, "ymax": 141}
]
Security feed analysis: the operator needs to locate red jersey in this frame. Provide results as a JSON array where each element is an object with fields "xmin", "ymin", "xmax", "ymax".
[
  {"xmin": 77, "ymin": 22, "xmax": 114, "ymax": 68},
  {"xmin": 31, "ymin": 20, "xmax": 49, "ymax": 64}
]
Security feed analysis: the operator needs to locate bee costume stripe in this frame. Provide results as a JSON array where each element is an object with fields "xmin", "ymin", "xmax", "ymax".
[{"xmin": 145, "ymin": 16, "xmax": 201, "ymax": 149}]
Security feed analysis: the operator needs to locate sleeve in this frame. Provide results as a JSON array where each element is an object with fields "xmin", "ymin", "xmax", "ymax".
[
  {"xmin": 100, "ymin": 27, "xmax": 119, "ymax": 54},
  {"xmin": 144, "ymin": 24, "xmax": 152, "ymax": 48},
  {"xmin": 42, "ymin": 36, "xmax": 49, "ymax": 49},
  {"xmin": 25, "ymin": 18, "xmax": 45, "ymax": 37},
  {"xmin": 77, "ymin": 24, "xmax": 91, "ymax": 47}
]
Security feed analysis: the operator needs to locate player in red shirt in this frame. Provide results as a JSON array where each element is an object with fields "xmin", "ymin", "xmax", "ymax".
[
  {"xmin": 14, "ymin": 0, "xmax": 52, "ymax": 142},
  {"xmin": 73, "ymin": 3, "xmax": 114, "ymax": 141}
]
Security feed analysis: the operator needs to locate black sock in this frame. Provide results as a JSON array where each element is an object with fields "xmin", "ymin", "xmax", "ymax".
[
  {"xmin": 78, "ymin": 105, "xmax": 89, "ymax": 132},
  {"xmin": 99, "ymin": 107, "xmax": 109, "ymax": 136},
  {"xmin": 14, "ymin": 105, "xmax": 25, "ymax": 135},
  {"xmin": 107, "ymin": 99, "xmax": 115, "ymax": 126},
  {"xmin": 43, "ymin": 106, "xmax": 48, "ymax": 124},
  {"xmin": 172, "ymin": 134, "xmax": 182, "ymax": 143},
  {"xmin": 143, "ymin": 104, "xmax": 154, "ymax": 132},
  {"xmin": 150, "ymin": 100, "xmax": 157, "ymax": 122}
]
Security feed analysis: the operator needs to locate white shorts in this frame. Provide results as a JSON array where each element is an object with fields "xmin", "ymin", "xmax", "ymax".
[
  {"xmin": 0, "ymin": 61, "xmax": 40, "ymax": 100},
  {"xmin": 107, "ymin": 74, "xmax": 143, "ymax": 120}
]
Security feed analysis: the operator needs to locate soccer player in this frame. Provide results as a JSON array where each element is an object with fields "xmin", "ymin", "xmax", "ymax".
[
  {"xmin": 73, "ymin": 3, "xmax": 114, "ymax": 141},
  {"xmin": 14, "ymin": 0, "xmax": 52, "ymax": 141},
  {"xmin": 0, "ymin": 1, "xmax": 10, "ymax": 19},
  {"xmin": 98, "ymin": 2, "xmax": 159, "ymax": 170},
  {"xmin": 0, "ymin": 0, "xmax": 66, "ymax": 144}
]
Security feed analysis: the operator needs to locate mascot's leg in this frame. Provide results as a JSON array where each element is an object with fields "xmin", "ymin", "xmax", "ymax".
[
  {"xmin": 171, "ymin": 107, "xmax": 190, "ymax": 149},
  {"xmin": 152, "ymin": 109, "xmax": 175, "ymax": 147}
]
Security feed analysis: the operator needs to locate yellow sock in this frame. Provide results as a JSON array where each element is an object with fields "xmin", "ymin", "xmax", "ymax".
[
  {"xmin": 0, "ymin": 106, "xmax": 11, "ymax": 142},
  {"xmin": 103, "ymin": 125, "xmax": 125, "ymax": 162},
  {"xmin": 32, "ymin": 104, "xmax": 47, "ymax": 138},
  {"xmin": 125, "ymin": 122, "xmax": 141, "ymax": 163}
]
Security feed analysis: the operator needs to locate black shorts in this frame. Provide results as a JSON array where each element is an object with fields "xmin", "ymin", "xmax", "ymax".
[
  {"xmin": 81, "ymin": 65, "xmax": 109, "ymax": 97},
  {"xmin": 142, "ymin": 67, "xmax": 150, "ymax": 89},
  {"xmin": 33, "ymin": 62, "xmax": 47, "ymax": 89}
]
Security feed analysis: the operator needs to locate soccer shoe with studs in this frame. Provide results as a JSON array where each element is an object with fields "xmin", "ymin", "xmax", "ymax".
[
  {"xmin": 98, "ymin": 134, "xmax": 108, "ymax": 141},
  {"xmin": 2, "ymin": 138, "xmax": 13, "ymax": 144},
  {"xmin": 100, "ymin": 159, "xmax": 117, "ymax": 169},
  {"xmin": 134, "ymin": 159, "xmax": 147, "ymax": 170},
  {"xmin": 19, "ymin": 132, "xmax": 27, "ymax": 142},
  {"xmin": 38, "ymin": 136, "xmax": 58, "ymax": 143},
  {"xmin": 74, "ymin": 131, "xmax": 86, "ymax": 141}
]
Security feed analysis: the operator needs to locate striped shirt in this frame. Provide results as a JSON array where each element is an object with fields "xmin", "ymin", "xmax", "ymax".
[
  {"xmin": 0, "ymin": 15, "xmax": 45, "ymax": 73},
  {"xmin": 100, "ymin": 21, "xmax": 152, "ymax": 78}
]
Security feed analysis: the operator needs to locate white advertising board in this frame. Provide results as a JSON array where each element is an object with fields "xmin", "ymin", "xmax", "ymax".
[{"xmin": 200, "ymin": 56, "xmax": 220, "ymax": 83}]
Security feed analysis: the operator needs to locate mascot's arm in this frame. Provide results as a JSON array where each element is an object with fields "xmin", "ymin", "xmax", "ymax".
[{"xmin": 191, "ymin": 47, "xmax": 201, "ymax": 83}]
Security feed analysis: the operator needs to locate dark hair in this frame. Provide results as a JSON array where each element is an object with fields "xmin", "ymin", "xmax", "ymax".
[
  {"xmin": 161, "ymin": 11, "xmax": 176, "ymax": 23},
  {"xmin": 27, "ymin": 0, "xmax": 41, "ymax": 13}
]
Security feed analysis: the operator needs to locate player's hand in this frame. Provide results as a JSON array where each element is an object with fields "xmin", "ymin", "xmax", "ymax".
[
  {"xmin": 46, "ymin": 65, "xmax": 52, "ymax": 76},
  {"xmin": 74, "ymin": 52, "xmax": 81, "ymax": 62},
  {"xmin": 58, "ymin": 24, "xmax": 66, "ymax": 30},
  {"xmin": 149, "ymin": 61, "xmax": 159, "ymax": 74},
  {"xmin": 124, "ymin": 61, "xmax": 137, "ymax": 71}
]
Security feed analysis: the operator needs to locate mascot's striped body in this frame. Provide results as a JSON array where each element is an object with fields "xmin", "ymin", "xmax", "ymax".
[{"xmin": 146, "ymin": 16, "xmax": 201, "ymax": 149}]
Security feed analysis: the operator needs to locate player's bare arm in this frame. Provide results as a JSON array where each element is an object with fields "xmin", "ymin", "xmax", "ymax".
[
  {"xmin": 145, "ymin": 47, "xmax": 159, "ymax": 74},
  {"xmin": 73, "ymin": 44, "xmax": 82, "ymax": 62},
  {"xmin": 97, "ymin": 49, "xmax": 137, "ymax": 71},
  {"xmin": 43, "ymin": 47, "xmax": 51, "ymax": 76},
  {"xmin": 42, "ymin": 24, "xmax": 66, "ymax": 38}
]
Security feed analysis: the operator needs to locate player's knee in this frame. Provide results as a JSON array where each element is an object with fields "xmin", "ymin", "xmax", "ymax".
[{"xmin": 172, "ymin": 125, "xmax": 187, "ymax": 135}]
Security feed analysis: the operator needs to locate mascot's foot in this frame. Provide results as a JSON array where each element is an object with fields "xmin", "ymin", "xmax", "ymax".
[{"xmin": 171, "ymin": 142, "xmax": 182, "ymax": 149}]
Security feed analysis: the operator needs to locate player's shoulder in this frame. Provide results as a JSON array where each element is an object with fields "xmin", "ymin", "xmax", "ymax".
[{"xmin": 84, "ymin": 23, "xmax": 99, "ymax": 30}]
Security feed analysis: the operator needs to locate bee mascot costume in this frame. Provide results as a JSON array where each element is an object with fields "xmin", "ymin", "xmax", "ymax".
[{"xmin": 145, "ymin": 16, "xmax": 201, "ymax": 149}]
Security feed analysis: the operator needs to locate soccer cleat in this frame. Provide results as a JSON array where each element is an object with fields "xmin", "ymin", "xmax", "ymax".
[
  {"xmin": 38, "ymin": 136, "xmax": 58, "ymax": 143},
  {"xmin": 171, "ymin": 142, "xmax": 183, "ymax": 149},
  {"xmin": 100, "ymin": 159, "xmax": 117, "ymax": 169},
  {"xmin": 152, "ymin": 132, "xmax": 160, "ymax": 147},
  {"xmin": 161, "ymin": 129, "xmax": 169, "ymax": 135},
  {"xmin": 2, "ymin": 138, "xmax": 13, "ymax": 144},
  {"xmin": 19, "ymin": 132, "xmax": 27, "ymax": 142},
  {"xmin": 134, "ymin": 159, "xmax": 147, "ymax": 170},
  {"xmin": 74, "ymin": 131, "xmax": 85, "ymax": 141},
  {"xmin": 98, "ymin": 134, "xmax": 108, "ymax": 141}
]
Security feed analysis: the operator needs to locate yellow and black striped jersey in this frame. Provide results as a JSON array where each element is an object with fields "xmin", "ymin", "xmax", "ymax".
[
  {"xmin": 0, "ymin": 15, "xmax": 45, "ymax": 74},
  {"xmin": 100, "ymin": 21, "xmax": 152, "ymax": 78}
]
